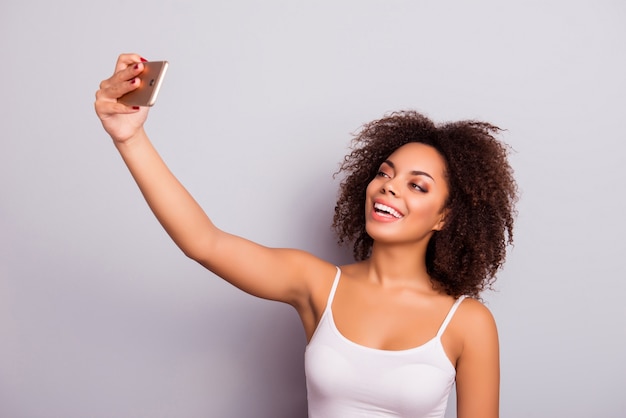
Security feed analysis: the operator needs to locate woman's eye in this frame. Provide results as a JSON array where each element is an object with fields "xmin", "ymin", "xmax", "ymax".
[
  {"xmin": 411, "ymin": 183, "xmax": 426, "ymax": 192},
  {"xmin": 377, "ymin": 171, "xmax": 389, "ymax": 178}
]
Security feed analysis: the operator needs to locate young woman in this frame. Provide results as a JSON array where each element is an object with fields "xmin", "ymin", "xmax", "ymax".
[{"xmin": 95, "ymin": 54, "xmax": 517, "ymax": 418}]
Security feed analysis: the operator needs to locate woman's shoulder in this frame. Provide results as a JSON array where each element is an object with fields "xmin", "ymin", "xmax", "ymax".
[
  {"xmin": 452, "ymin": 297, "xmax": 499, "ymax": 346},
  {"xmin": 441, "ymin": 297, "xmax": 499, "ymax": 365},
  {"xmin": 455, "ymin": 297, "xmax": 497, "ymax": 329}
]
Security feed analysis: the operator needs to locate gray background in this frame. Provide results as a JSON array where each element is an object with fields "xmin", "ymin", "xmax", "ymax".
[{"xmin": 1, "ymin": 1, "xmax": 625, "ymax": 417}]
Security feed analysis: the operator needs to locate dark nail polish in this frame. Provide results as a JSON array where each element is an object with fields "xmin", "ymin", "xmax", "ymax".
[{"xmin": 140, "ymin": 57, "xmax": 148, "ymax": 62}]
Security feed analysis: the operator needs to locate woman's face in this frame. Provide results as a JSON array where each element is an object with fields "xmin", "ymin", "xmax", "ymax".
[{"xmin": 365, "ymin": 142, "xmax": 450, "ymax": 246}]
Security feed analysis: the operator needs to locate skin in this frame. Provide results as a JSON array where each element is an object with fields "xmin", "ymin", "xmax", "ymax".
[{"xmin": 95, "ymin": 53, "xmax": 500, "ymax": 418}]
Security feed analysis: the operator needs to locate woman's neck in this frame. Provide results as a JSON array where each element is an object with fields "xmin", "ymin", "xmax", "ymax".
[{"xmin": 365, "ymin": 241, "xmax": 433, "ymax": 290}]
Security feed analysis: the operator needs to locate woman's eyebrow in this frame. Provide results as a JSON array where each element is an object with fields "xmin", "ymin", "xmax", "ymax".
[{"xmin": 383, "ymin": 160, "xmax": 435, "ymax": 182}]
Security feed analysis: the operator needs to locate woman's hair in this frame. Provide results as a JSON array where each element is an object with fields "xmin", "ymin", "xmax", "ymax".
[{"xmin": 333, "ymin": 110, "xmax": 518, "ymax": 298}]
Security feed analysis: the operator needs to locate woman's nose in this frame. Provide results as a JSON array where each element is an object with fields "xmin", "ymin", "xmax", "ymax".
[{"xmin": 382, "ymin": 180, "xmax": 397, "ymax": 196}]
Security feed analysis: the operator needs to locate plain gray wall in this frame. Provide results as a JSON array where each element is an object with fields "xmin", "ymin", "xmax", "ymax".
[{"xmin": 1, "ymin": 1, "xmax": 625, "ymax": 417}]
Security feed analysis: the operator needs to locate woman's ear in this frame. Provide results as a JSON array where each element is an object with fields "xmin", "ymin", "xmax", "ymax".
[{"xmin": 433, "ymin": 208, "xmax": 448, "ymax": 231}]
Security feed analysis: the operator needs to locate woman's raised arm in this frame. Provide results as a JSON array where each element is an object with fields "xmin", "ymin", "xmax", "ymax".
[{"xmin": 94, "ymin": 54, "xmax": 331, "ymax": 308}]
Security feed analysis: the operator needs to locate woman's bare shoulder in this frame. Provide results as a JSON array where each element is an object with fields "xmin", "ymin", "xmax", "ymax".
[
  {"xmin": 451, "ymin": 297, "xmax": 499, "ymax": 353},
  {"xmin": 455, "ymin": 298, "xmax": 498, "ymax": 330}
]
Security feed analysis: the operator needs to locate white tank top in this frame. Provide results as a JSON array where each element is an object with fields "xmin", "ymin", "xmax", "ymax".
[{"xmin": 305, "ymin": 267, "xmax": 466, "ymax": 418}]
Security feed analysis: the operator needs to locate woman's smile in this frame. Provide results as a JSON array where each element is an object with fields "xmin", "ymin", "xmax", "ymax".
[{"xmin": 372, "ymin": 200, "xmax": 404, "ymax": 220}]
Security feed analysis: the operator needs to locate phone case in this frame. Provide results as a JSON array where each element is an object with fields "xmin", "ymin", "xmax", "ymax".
[{"xmin": 118, "ymin": 61, "xmax": 169, "ymax": 107}]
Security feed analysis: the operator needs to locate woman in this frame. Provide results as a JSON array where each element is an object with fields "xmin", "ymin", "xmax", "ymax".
[{"xmin": 95, "ymin": 54, "xmax": 517, "ymax": 418}]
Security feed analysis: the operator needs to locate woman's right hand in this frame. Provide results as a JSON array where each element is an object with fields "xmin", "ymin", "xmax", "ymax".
[{"xmin": 95, "ymin": 53, "xmax": 150, "ymax": 144}]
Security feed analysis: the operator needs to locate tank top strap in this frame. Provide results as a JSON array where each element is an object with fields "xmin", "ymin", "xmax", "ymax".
[
  {"xmin": 324, "ymin": 267, "xmax": 342, "ymax": 310},
  {"xmin": 436, "ymin": 295, "xmax": 467, "ymax": 338}
]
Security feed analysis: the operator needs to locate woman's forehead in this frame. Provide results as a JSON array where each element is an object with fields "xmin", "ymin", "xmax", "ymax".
[{"xmin": 385, "ymin": 143, "xmax": 447, "ymax": 175}]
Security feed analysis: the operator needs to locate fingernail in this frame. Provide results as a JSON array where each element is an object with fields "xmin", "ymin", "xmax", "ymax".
[
  {"xmin": 132, "ymin": 106, "xmax": 140, "ymax": 110},
  {"xmin": 130, "ymin": 77, "xmax": 136, "ymax": 84},
  {"xmin": 140, "ymin": 57, "xmax": 148, "ymax": 62},
  {"xmin": 134, "ymin": 63, "xmax": 139, "ymax": 70}
]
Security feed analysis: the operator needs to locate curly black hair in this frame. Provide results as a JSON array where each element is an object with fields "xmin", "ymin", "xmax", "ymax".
[{"xmin": 332, "ymin": 111, "xmax": 518, "ymax": 298}]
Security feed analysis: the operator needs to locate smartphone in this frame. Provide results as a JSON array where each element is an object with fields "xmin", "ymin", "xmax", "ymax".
[{"xmin": 118, "ymin": 61, "xmax": 169, "ymax": 107}]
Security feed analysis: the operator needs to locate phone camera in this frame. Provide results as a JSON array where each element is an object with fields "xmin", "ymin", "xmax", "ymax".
[{"xmin": 149, "ymin": 79, "xmax": 155, "ymax": 86}]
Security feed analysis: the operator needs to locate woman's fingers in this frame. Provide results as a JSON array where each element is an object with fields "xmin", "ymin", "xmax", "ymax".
[
  {"xmin": 113, "ymin": 53, "xmax": 147, "ymax": 73},
  {"xmin": 97, "ymin": 53, "xmax": 149, "ymax": 104},
  {"xmin": 96, "ymin": 53, "xmax": 148, "ymax": 110},
  {"xmin": 98, "ymin": 63, "xmax": 143, "ymax": 102}
]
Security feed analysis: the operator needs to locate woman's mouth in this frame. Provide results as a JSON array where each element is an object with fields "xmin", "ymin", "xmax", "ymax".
[{"xmin": 373, "ymin": 202, "xmax": 403, "ymax": 219}]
